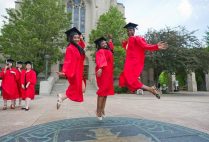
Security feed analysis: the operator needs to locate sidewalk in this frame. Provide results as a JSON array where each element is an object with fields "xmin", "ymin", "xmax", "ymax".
[{"xmin": 0, "ymin": 80, "xmax": 209, "ymax": 137}]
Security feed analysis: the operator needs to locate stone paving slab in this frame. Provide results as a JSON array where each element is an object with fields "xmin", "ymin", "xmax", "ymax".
[{"xmin": 0, "ymin": 80, "xmax": 209, "ymax": 141}]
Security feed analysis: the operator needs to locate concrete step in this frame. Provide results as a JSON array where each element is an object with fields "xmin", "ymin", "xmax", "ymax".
[{"xmin": 51, "ymin": 79, "xmax": 97, "ymax": 96}]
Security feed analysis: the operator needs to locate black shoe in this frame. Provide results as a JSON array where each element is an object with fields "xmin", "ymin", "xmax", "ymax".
[
  {"xmin": 21, "ymin": 107, "xmax": 26, "ymax": 110},
  {"xmin": 25, "ymin": 108, "xmax": 29, "ymax": 111},
  {"xmin": 156, "ymin": 94, "xmax": 161, "ymax": 99}
]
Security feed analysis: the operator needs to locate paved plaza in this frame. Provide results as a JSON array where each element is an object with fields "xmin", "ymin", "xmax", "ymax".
[{"xmin": 0, "ymin": 80, "xmax": 209, "ymax": 141}]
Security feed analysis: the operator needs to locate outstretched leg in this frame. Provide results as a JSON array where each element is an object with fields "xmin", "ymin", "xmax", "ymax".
[
  {"xmin": 96, "ymin": 96, "xmax": 103, "ymax": 120},
  {"xmin": 82, "ymin": 80, "xmax": 86, "ymax": 93},
  {"xmin": 141, "ymin": 85, "xmax": 161, "ymax": 99},
  {"xmin": 25, "ymin": 98, "xmax": 31, "ymax": 111},
  {"xmin": 101, "ymin": 96, "xmax": 107, "ymax": 117},
  {"xmin": 57, "ymin": 94, "xmax": 67, "ymax": 110},
  {"xmin": 2, "ymin": 100, "xmax": 7, "ymax": 110}
]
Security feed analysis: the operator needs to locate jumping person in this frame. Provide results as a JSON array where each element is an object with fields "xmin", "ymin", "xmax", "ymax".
[
  {"xmin": 56, "ymin": 27, "xmax": 86, "ymax": 109},
  {"xmin": 119, "ymin": 22, "xmax": 168, "ymax": 99},
  {"xmin": 94, "ymin": 37, "xmax": 114, "ymax": 120}
]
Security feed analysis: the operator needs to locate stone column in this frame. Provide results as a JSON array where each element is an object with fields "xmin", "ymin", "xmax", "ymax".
[
  {"xmin": 141, "ymin": 70, "xmax": 148, "ymax": 85},
  {"xmin": 86, "ymin": 51, "xmax": 96, "ymax": 86},
  {"xmin": 205, "ymin": 72, "xmax": 209, "ymax": 91},
  {"xmin": 148, "ymin": 68, "xmax": 154, "ymax": 86},
  {"xmin": 50, "ymin": 61, "xmax": 60, "ymax": 80},
  {"xmin": 168, "ymin": 73, "xmax": 176, "ymax": 92},
  {"xmin": 187, "ymin": 72, "xmax": 197, "ymax": 92}
]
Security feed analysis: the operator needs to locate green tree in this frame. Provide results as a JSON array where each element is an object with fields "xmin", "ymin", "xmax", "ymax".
[
  {"xmin": 205, "ymin": 26, "xmax": 209, "ymax": 48},
  {"xmin": 0, "ymin": 0, "xmax": 70, "ymax": 73},
  {"xmin": 88, "ymin": 6, "xmax": 127, "ymax": 79},
  {"xmin": 89, "ymin": 6, "xmax": 126, "ymax": 46},
  {"xmin": 159, "ymin": 71, "xmax": 169, "ymax": 86},
  {"xmin": 114, "ymin": 46, "xmax": 126, "ymax": 78},
  {"xmin": 145, "ymin": 26, "xmax": 201, "ymax": 79}
]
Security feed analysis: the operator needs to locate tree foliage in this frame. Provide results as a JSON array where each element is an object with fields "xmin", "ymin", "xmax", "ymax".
[
  {"xmin": 205, "ymin": 26, "xmax": 209, "ymax": 48},
  {"xmin": 114, "ymin": 46, "xmax": 126, "ymax": 78},
  {"xmin": 144, "ymin": 26, "xmax": 209, "ymax": 90},
  {"xmin": 0, "ymin": 0, "xmax": 70, "ymax": 73},
  {"xmin": 89, "ymin": 6, "xmax": 126, "ymax": 46},
  {"xmin": 145, "ymin": 26, "xmax": 201, "ymax": 75}
]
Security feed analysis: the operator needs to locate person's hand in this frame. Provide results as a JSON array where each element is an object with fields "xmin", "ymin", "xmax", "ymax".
[
  {"xmin": 10, "ymin": 71, "xmax": 16, "ymax": 74},
  {"xmin": 26, "ymin": 82, "xmax": 30, "ymax": 88},
  {"xmin": 56, "ymin": 71, "xmax": 65, "ymax": 77},
  {"xmin": 96, "ymin": 69, "xmax": 102, "ymax": 77},
  {"xmin": 22, "ymin": 84, "xmax": 25, "ymax": 89},
  {"xmin": 80, "ymin": 35, "xmax": 83, "ymax": 40},
  {"xmin": 157, "ymin": 41, "xmax": 168, "ymax": 50},
  {"xmin": 4, "ymin": 65, "xmax": 8, "ymax": 73}
]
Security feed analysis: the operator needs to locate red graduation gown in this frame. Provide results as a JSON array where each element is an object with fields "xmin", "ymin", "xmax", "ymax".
[
  {"xmin": 95, "ymin": 47, "xmax": 114, "ymax": 96},
  {"xmin": 62, "ymin": 44, "xmax": 85, "ymax": 102},
  {"xmin": 21, "ymin": 69, "xmax": 37, "ymax": 100},
  {"xmin": 1, "ymin": 68, "xmax": 19, "ymax": 100},
  {"xmin": 16, "ymin": 68, "xmax": 25, "ymax": 98},
  {"xmin": 119, "ymin": 36, "xmax": 159, "ymax": 92},
  {"xmin": 78, "ymin": 39, "xmax": 87, "ymax": 86},
  {"xmin": 108, "ymin": 40, "xmax": 114, "ymax": 51}
]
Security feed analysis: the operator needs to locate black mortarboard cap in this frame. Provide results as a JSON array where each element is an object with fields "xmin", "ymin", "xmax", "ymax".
[
  {"xmin": 16, "ymin": 61, "xmax": 23, "ymax": 64},
  {"xmin": 6, "ymin": 59, "xmax": 14, "ymax": 63},
  {"xmin": 124, "ymin": 22, "xmax": 138, "ymax": 29},
  {"xmin": 25, "ymin": 61, "xmax": 32, "ymax": 65},
  {"xmin": 65, "ymin": 27, "xmax": 81, "ymax": 36},
  {"xmin": 94, "ymin": 37, "xmax": 107, "ymax": 46}
]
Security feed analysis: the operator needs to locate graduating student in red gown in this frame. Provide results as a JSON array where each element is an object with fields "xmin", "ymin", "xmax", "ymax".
[
  {"xmin": 94, "ymin": 37, "xmax": 114, "ymax": 120},
  {"xmin": 16, "ymin": 61, "xmax": 25, "ymax": 106},
  {"xmin": 56, "ymin": 27, "xmax": 86, "ymax": 110},
  {"xmin": 119, "ymin": 23, "xmax": 168, "ymax": 99},
  {"xmin": 21, "ymin": 61, "xmax": 37, "ymax": 111},
  {"xmin": 1, "ymin": 59, "xmax": 19, "ymax": 110}
]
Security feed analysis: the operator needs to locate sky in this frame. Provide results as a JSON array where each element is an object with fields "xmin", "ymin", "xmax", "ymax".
[
  {"xmin": 0, "ymin": 0, "xmax": 16, "ymax": 27},
  {"xmin": 117, "ymin": 0, "xmax": 209, "ymax": 42},
  {"xmin": 0, "ymin": 0, "xmax": 209, "ymax": 42}
]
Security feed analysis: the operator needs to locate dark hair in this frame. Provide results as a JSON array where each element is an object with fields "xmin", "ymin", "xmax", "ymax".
[
  {"xmin": 127, "ymin": 27, "xmax": 135, "ymax": 31},
  {"xmin": 96, "ymin": 40, "xmax": 113, "ymax": 53},
  {"xmin": 68, "ymin": 32, "xmax": 85, "ymax": 55}
]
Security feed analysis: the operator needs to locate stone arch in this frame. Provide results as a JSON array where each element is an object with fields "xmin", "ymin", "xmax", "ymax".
[{"xmin": 84, "ymin": 56, "xmax": 89, "ymax": 80}]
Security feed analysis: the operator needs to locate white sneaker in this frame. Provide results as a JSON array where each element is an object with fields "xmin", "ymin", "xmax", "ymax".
[
  {"xmin": 57, "ymin": 94, "xmax": 63, "ymax": 110},
  {"xmin": 136, "ymin": 89, "xmax": 143, "ymax": 95},
  {"xmin": 97, "ymin": 116, "xmax": 103, "ymax": 121}
]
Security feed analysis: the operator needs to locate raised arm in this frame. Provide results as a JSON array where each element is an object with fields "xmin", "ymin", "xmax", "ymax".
[{"xmin": 136, "ymin": 37, "xmax": 159, "ymax": 51}]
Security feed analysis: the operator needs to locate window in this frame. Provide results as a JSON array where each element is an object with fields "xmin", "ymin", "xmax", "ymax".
[{"xmin": 67, "ymin": 0, "xmax": 85, "ymax": 34}]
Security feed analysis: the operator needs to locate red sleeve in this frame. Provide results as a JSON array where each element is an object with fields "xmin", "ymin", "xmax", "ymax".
[
  {"xmin": 78, "ymin": 39, "xmax": 85, "ymax": 49},
  {"xmin": 108, "ymin": 40, "xmax": 114, "ymax": 51},
  {"xmin": 96, "ymin": 50, "xmax": 107, "ymax": 68},
  {"xmin": 21, "ymin": 70, "xmax": 26, "ymax": 85},
  {"xmin": 136, "ymin": 37, "xmax": 159, "ymax": 51},
  {"xmin": 13, "ymin": 68, "xmax": 20, "ymax": 81},
  {"xmin": 122, "ymin": 40, "xmax": 128, "ymax": 50},
  {"xmin": 62, "ymin": 47, "xmax": 77, "ymax": 78},
  {"xmin": 29, "ymin": 70, "xmax": 37, "ymax": 85}
]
